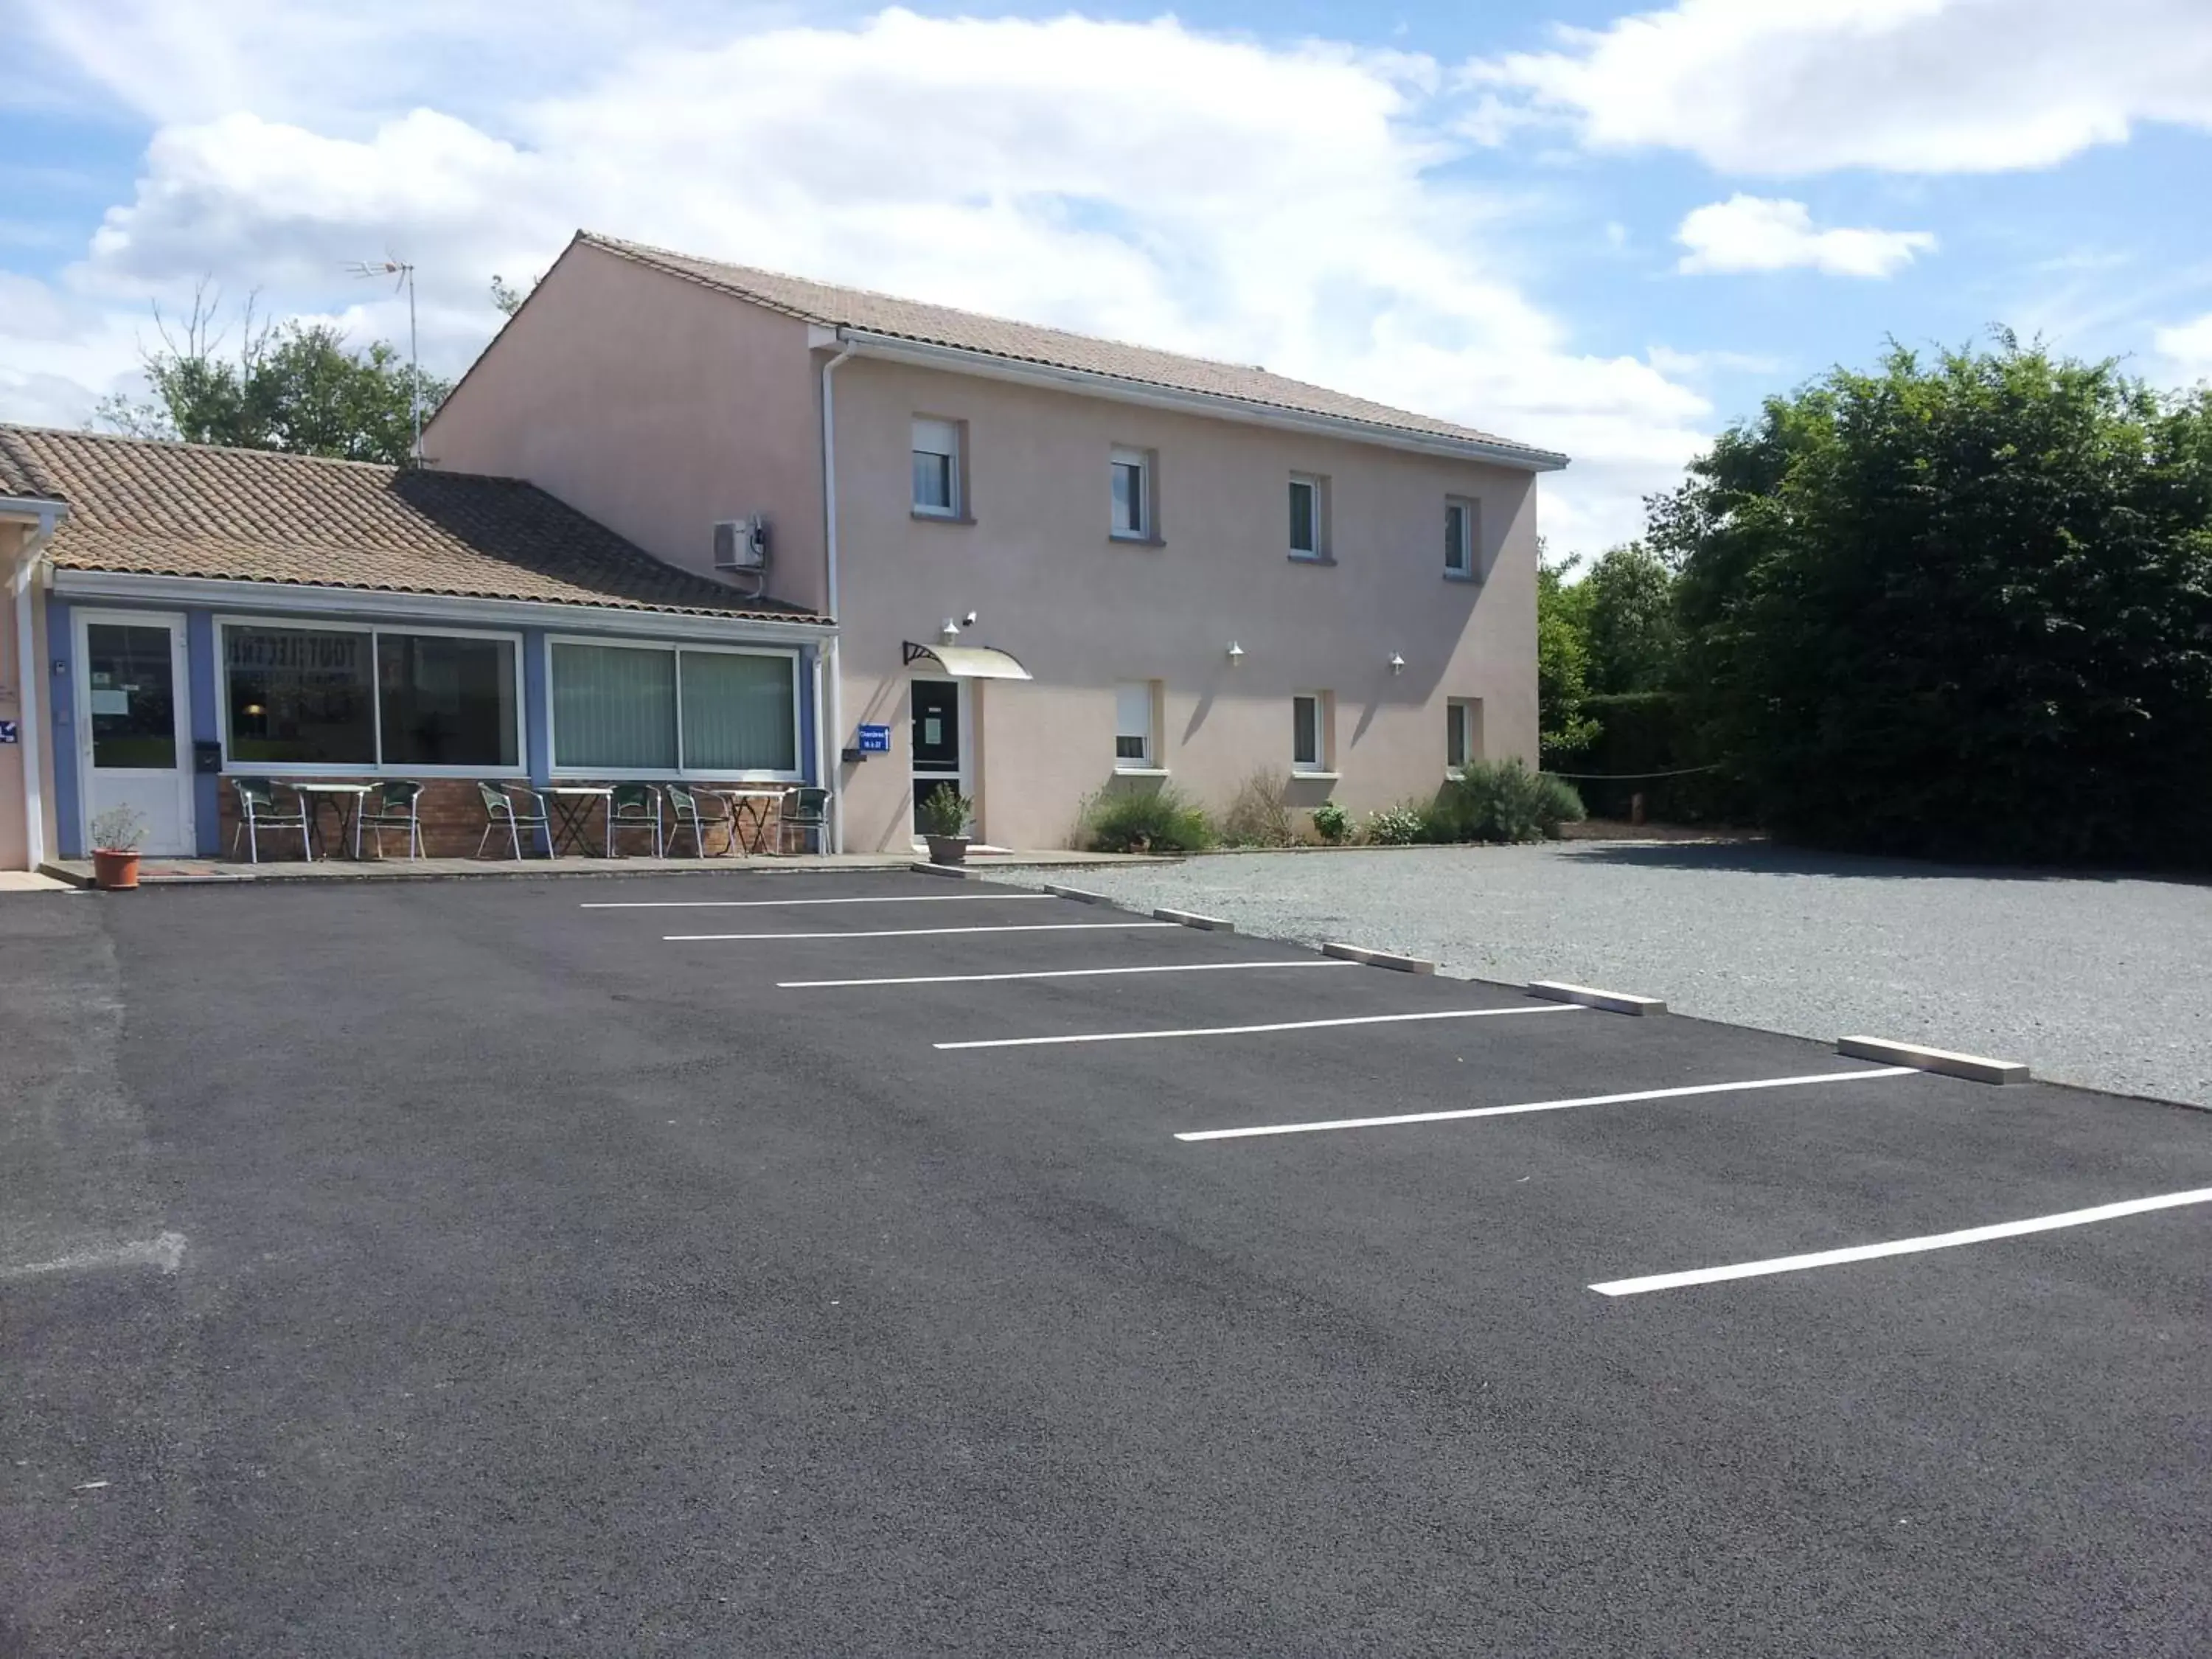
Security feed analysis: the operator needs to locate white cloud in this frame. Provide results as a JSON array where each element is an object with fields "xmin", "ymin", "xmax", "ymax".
[
  {"xmin": 2155, "ymin": 313, "xmax": 2212, "ymax": 382},
  {"xmin": 1467, "ymin": 0, "xmax": 2212, "ymax": 175},
  {"xmin": 1675, "ymin": 195, "xmax": 1936, "ymax": 278},
  {"xmin": 1, "ymin": 4, "xmax": 1717, "ymax": 556}
]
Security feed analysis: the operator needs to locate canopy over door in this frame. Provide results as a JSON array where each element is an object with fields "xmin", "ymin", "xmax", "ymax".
[{"xmin": 900, "ymin": 641, "xmax": 1032, "ymax": 681}]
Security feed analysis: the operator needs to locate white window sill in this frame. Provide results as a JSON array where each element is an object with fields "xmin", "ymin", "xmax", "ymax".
[
  {"xmin": 1443, "ymin": 569, "xmax": 1481, "ymax": 584},
  {"xmin": 1109, "ymin": 532, "xmax": 1164, "ymax": 547},
  {"xmin": 911, "ymin": 509, "xmax": 975, "ymax": 525},
  {"xmin": 1112, "ymin": 766, "xmax": 1171, "ymax": 778},
  {"xmin": 1290, "ymin": 769, "xmax": 1340, "ymax": 781},
  {"xmin": 1287, "ymin": 552, "xmax": 1335, "ymax": 566}
]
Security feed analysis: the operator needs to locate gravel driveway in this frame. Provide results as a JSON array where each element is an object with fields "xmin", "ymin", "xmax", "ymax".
[{"xmin": 1014, "ymin": 841, "xmax": 2212, "ymax": 1108}]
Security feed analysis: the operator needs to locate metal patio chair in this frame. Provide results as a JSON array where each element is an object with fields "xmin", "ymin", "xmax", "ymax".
[
  {"xmin": 476, "ymin": 782, "xmax": 549, "ymax": 859},
  {"xmin": 779, "ymin": 786, "xmax": 830, "ymax": 855},
  {"xmin": 608, "ymin": 783, "xmax": 664, "ymax": 858},
  {"xmin": 664, "ymin": 783, "xmax": 735, "ymax": 858},
  {"xmin": 231, "ymin": 776, "xmax": 312, "ymax": 863},
  {"xmin": 361, "ymin": 780, "xmax": 425, "ymax": 860}
]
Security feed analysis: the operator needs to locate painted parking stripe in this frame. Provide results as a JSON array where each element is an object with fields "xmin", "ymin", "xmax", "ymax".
[
  {"xmin": 584, "ymin": 893, "xmax": 1054, "ymax": 910},
  {"xmin": 781, "ymin": 960, "xmax": 1361, "ymax": 989},
  {"xmin": 665, "ymin": 921, "xmax": 1178, "ymax": 942},
  {"xmin": 1591, "ymin": 1186, "xmax": 2212, "ymax": 1298},
  {"xmin": 1175, "ymin": 1065, "xmax": 1916, "ymax": 1143},
  {"xmin": 936, "ymin": 1003, "xmax": 1580, "ymax": 1051}
]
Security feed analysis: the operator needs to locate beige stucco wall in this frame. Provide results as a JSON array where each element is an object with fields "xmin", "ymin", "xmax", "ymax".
[
  {"xmin": 425, "ymin": 242, "xmax": 829, "ymax": 613},
  {"xmin": 830, "ymin": 356, "xmax": 1540, "ymax": 852}
]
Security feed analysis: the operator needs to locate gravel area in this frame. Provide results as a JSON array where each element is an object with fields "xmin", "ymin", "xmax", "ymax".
[{"xmin": 1010, "ymin": 841, "xmax": 2212, "ymax": 1108}]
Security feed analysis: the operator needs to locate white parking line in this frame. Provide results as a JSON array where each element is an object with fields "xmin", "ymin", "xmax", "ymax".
[
  {"xmin": 1591, "ymin": 1186, "xmax": 2212, "ymax": 1297},
  {"xmin": 666, "ymin": 921, "xmax": 1178, "ymax": 942},
  {"xmin": 1175, "ymin": 1065, "xmax": 1916, "ymax": 1142},
  {"xmin": 781, "ymin": 960, "xmax": 1360, "ymax": 990},
  {"xmin": 936, "ymin": 1003, "xmax": 1580, "ymax": 1051},
  {"xmin": 583, "ymin": 893, "xmax": 1054, "ymax": 910}
]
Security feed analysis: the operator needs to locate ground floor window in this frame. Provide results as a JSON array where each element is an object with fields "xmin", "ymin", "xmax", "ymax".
[
  {"xmin": 549, "ymin": 640, "xmax": 799, "ymax": 776},
  {"xmin": 1115, "ymin": 680, "xmax": 1158, "ymax": 768},
  {"xmin": 1293, "ymin": 691, "xmax": 1331, "ymax": 772},
  {"xmin": 1447, "ymin": 698, "xmax": 1482, "ymax": 772},
  {"xmin": 223, "ymin": 622, "xmax": 518, "ymax": 769}
]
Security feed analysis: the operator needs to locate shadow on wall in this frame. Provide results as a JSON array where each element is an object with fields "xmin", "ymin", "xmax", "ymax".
[{"xmin": 1557, "ymin": 840, "xmax": 2211, "ymax": 887}]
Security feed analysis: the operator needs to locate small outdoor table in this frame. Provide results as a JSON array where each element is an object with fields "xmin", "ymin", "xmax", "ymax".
[
  {"xmin": 545, "ymin": 785, "xmax": 615, "ymax": 857},
  {"xmin": 707, "ymin": 788, "xmax": 788, "ymax": 856},
  {"xmin": 295, "ymin": 782, "xmax": 374, "ymax": 859}
]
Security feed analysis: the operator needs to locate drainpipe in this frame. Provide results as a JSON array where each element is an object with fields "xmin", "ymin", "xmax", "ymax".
[
  {"xmin": 819, "ymin": 336, "xmax": 856, "ymax": 854},
  {"xmin": 10, "ymin": 504, "xmax": 65, "ymax": 870}
]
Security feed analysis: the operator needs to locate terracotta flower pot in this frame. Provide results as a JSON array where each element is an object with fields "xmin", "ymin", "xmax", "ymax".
[
  {"xmin": 91, "ymin": 849, "xmax": 142, "ymax": 891},
  {"xmin": 925, "ymin": 834, "xmax": 970, "ymax": 867}
]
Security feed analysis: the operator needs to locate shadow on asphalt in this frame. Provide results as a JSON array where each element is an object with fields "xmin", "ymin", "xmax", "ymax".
[{"xmin": 1557, "ymin": 838, "xmax": 2212, "ymax": 887}]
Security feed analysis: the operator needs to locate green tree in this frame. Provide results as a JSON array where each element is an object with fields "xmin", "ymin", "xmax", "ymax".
[
  {"xmin": 1579, "ymin": 542, "xmax": 1679, "ymax": 695},
  {"xmin": 95, "ymin": 285, "xmax": 450, "ymax": 465},
  {"xmin": 1537, "ymin": 551, "xmax": 1599, "ymax": 763},
  {"xmin": 1652, "ymin": 335, "xmax": 2212, "ymax": 866}
]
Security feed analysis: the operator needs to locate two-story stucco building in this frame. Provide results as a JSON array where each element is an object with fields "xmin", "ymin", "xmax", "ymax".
[{"xmin": 425, "ymin": 233, "xmax": 1568, "ymax": 855}]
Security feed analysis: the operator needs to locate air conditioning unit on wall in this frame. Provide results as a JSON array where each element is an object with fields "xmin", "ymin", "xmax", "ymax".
[{"xmin": 714, "ymin": 515, "xmax": 770, "ymax": 571}]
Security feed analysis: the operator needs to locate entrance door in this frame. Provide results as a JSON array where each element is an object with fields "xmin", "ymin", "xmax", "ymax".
[
  {"xmin": 77, "ymin": 613, "xmax": 195, "ymax": 856},
  {"xmin": 911, "ymin": 678, "xmax": 967, "ymax": 832}
]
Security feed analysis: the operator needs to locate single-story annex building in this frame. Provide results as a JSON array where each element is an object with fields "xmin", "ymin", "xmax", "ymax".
[{"xmin": 0, "ymin": 425, "xmax": 830, "ymax": 864}]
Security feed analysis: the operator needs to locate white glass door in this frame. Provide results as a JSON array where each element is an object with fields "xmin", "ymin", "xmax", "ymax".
[{"xmin": 77, "ymin": 613, "xmax": 194, "ymax": 856}]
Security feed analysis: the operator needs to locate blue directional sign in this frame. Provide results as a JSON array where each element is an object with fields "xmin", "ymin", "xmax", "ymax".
[
  {"xmin": 857, "ymin": 723, "xmax": 891, "ymax": 754},
  {"xmin": 0, "ymin": 720, "xmax": 16, "ymax": 745}
]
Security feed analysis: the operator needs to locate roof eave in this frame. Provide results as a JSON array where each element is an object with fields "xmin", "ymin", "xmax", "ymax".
[{"xmin": 825, "ymin": 329, "xmax": 1571, "ymax": 472}]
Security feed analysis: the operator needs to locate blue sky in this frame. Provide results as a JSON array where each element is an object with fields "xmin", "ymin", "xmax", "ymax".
[{"xmin": 4, "ymin": 0, "xmax": 2211, "ymax": 556}]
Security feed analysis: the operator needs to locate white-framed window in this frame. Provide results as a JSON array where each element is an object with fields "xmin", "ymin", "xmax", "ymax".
[
  {"xmin": 1447, "ymin": 698, "xmax": 1483, "ymax": 773},
  {"xmin": 547, "ymin": 638, "xmax": 803, "ymax": 780},
  {"xmin": 1292, "ymin": 691, "xmax": 1331, "ymax": 773},
  {"xmin": 1288, "ymin": 474, "xmax": 1326, "ymax": 560},
  {"xmin": 1110, "ymin": 447, "xmax": 1152, "ymax": 540},
  {"xmin": 1445, "ymin": 497, "xmax": 1479, "ymax": 578},
  {"xmin": 218, "ymin": 618, "xmax": 524, "ymax": 774},
  {"xmin": 912, "ymin": 417, "xmax": 962, "ymax": 518},
  {"xmin": 1114, "ymin": 680, "xmax": 1158, "ymax": 769}
]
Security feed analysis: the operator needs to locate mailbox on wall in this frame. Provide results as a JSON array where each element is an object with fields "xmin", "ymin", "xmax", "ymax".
[{"xmin": 195, "ymin": 740, "xmax": 224, "ymax": 774}]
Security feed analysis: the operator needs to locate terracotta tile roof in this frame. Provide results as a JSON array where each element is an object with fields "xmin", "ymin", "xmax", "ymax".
[
  {"xmin": 580, "ymin": 232, "xmax": 1568, "ymax": 468},
  {"xmin": 1, "ymin": 425, "xmax": 825, "ymax": 623},
  {"xmin": 0, "ymin": 428, "xmax": 66, "ymax": 501}
]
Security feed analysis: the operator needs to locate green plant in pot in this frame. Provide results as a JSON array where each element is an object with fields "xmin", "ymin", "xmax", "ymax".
[
  {"xmin": 89, "ymin": 805, "xmax": 147, "ymax": 891},
  {"xmin": 918, "ymin": 782, "xmax": 974, "ymax": 866}
]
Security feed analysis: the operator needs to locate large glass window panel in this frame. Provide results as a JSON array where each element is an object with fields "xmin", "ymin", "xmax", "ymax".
[
  {"xmin": 85, "ymin": 624, "xmax": 178, "ymax": 770},
  {"xmin": 679, "ymin": 651, "xmax": 796, "ymax": 773},
  {"xmin": 1289, "ymin": 479, "xmax": 1318, "ymax": 555},
  {"xmin": 378, "ymin": 633, "xmax": 518, "ymax": 767},
  {"xmin": 552, "ymin": 642, "xmax": 677, "ymax": 770},
  {"xmin": 226, "ymin": 626, "xmax": 375, "ymax": 765}
]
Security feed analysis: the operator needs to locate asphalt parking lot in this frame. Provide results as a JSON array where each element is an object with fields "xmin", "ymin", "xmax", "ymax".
[{"xmin": 4, "ymin": 872, "xmax": 2210, "ymax": 1657}]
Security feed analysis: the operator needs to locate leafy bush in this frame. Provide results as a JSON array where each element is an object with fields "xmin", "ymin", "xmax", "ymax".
[
  {"xmin": 1431, "ymin": 759, "xmax": 1586, "ymax": 843},
  {"xmin": 1080, "ymin": 783, "xmax": 1214, "ymax": 852},
  {"xmin": 1364, "ymin": 803, "xmax": 1427, "ymax": 845},
  {"xmin": 917, "ymin": 782, "xmax": 972, "ymax": 838},
  {"xmin": 1220, "ymin": 771, "xmax": 1299, "ymax": 847},
  {"xmin": 1310, "ymin": 801, "xmax": 1350, "ymax": 844}
]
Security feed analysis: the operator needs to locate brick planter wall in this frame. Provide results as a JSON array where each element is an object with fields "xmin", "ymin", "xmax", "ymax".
[{"xmin": 216, "ymin": 781, "xmax": 796, "ymax": 862}]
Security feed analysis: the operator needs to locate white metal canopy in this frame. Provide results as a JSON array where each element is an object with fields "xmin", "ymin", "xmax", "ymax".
[{"xmin": 902, "ymin": 641, "xmax": 1032, "ymax": 680}]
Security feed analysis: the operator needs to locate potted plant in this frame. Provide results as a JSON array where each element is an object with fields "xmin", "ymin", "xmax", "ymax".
[
  {"xmin": 88, "ymin": 805, "xmax": 147, "ymax": 891},
  {"xmin": 918, "ymin": 782, "xmax": 974, "ymax": 866}
]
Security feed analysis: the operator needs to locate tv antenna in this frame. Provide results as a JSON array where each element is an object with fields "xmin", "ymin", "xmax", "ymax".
[{"xmin": 345, "ymin": 257, "xmax": 420, "ymax": 463}]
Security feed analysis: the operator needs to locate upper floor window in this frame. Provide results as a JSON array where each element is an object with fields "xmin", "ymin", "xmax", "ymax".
[
  {"xmin": 1445, "ymin": 497, "xmax": 1480, "ymax": 578},
  {"xmin": 1288, "ymin": 473, "xmax": 1328, "ymax": 561},
  {"xmin": 912, "ymin": 418, "xmax": 962, "ymax": 518},
  {"xmin": 1110, "ymin": 447, "xmax": 1151, "ymax": 540}
]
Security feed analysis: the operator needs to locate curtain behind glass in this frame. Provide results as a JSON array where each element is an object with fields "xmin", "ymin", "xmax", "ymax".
[
  {"xmin": 680, "ymin": 652, "xmax": 796, "ymax": 773},
  {"xmin": 552, "ymin": 643, "xmax": 677, "ymax": 769}
]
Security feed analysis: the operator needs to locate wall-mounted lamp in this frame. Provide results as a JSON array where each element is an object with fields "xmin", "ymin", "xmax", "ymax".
[
  {"xmin": 939, "ymin": 618, "xmax": 961, "ymax": 644},
  {"xmin": 1388, "ymin": 652, "xmax": 1406, "ymax": 676},
  {"xmin": 1225, "ymin": 641, "xmax": 1245, "ymax": 665}
]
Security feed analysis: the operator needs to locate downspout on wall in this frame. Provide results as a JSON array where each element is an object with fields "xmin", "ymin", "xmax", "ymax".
[
  {"xmin": 9, "ymin": 503, "xmax": 66, "ymax": 870},
  {"xmin": 818, "ymin": 336, "xmax": 856, "ymax": 854}
]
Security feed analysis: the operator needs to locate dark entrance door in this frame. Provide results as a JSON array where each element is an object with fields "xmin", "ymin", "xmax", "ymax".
[{"xmin": 911, "ymin": 679, "xmax": 961, "ymax": 828}]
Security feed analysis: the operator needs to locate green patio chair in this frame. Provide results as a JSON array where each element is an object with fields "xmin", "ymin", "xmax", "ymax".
[
  {"xmin": 231, "ymin": 776, "xmax": 311, "ymax": 863},
  {"xmin": 476, "ymin": 782, "xmax": 549, "ymax": 859},
  {"xmin": 779, "ymin": 786, "xmax": 830, "ymax": 855},
  {"xmin": 361, "ymin": 780, "xmax": 425, "ymax": 860},
  {"xmin": 664, "ymin": 783, "xmax": 734, "ymax": 858},
  {"xmin": 608, "ymin": 783, "xmax": 664, "ymax": 858}
]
